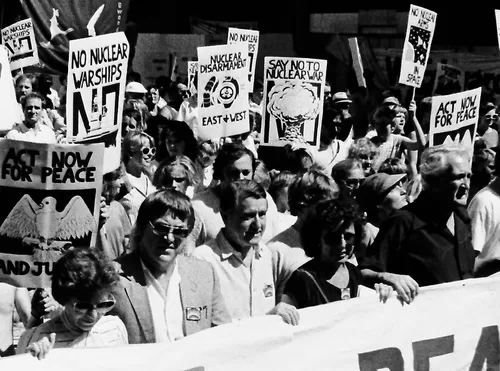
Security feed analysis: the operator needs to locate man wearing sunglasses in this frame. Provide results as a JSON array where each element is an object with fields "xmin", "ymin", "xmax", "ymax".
[
  {"xmin": 194, "ymin": 180, "xmax": 301, "ymax": 325},
  {"xmin": 110, "ymin": 189, "xmax": 230, "ymax": 344}
]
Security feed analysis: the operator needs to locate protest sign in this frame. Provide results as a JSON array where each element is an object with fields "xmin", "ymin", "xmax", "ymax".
[
  {"xmin": 432, "ymin": 62, "xmax": 465, "ymax": 95},
  {"xmin": 261, "ymin": 57, "xmax": 327, "ymax": 147},
  {"xmin": 227, "ymin": 27, "xmax": 259, "ymax": 88},
  {"xmin": 496, "ymin": 10, "xmax": 500, "ymax": 51},
  {"xmin": 429, "ymin": 88, "xmax": 481, "ymax": 154},
  {"xmin": 66, "ymin": 32, "xmax": 129, "ymax": 174},
  {"xmin": 1, "ymin": 18, "xmax": 39, "ymax": 71},
  {"xmin": 399, "ymin": 4, "xmax": 437, "ymax": 88},
  {"xmin": 3, "ymin": 276, "xmax": 500, "ymax": 370},
  {"xmin": 0, "ymin": 140, "xmax": 104, "ymax": 288},
  {"xmin": 348, "ymin": 37, "xmax": 366, "ymax": 88},
  {"xmin": 0, "ymin": 46, "xmax": 20, "ymax": 132},
  {"xmin": 197, "ymin": 43, "xmax": 249, "ymax": 141},
  {"xmin": 187, "ymin": 61, "xmax": 198, "ymax": 95}
]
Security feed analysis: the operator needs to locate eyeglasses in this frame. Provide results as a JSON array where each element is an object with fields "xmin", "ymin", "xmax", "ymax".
[
  {"xmin": 227, "ymin": 169, "xmax": 252, "ymax": 179},
  {"xmin": 141, "ymin": 147, "xmax": 156, "ymax": 156},
  {"xmin": 344, "ymin": 178, "xmax": 365, "ymax": 188},
  {"xmin": 485, "ymin": 115, "xmax": 498, "ymax": 120},
  {"xmin": 73, "ymin": 296, "xmax": 116, "ymax": 314},
  {"xmin": 148, "ymin": 221, "xmax": 189, "ymax": 240}
]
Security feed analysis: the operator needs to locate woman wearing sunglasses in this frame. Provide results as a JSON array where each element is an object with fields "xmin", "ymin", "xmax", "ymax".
[
  {"xmin": 121, "ymin": 130, "xmax": 158, "ymax": 225},
  {"xmin": 281, "ymin": 199, "xmax": 392, "ymax": 309},
  {"xmin": 17, "ymin": 248, "xmax": 127, "ymax": 360}
]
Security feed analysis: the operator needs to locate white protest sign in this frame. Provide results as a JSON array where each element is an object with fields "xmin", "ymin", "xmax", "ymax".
[
  {"xmin": 261, "ymin": 57, "xmax": 327, "ymax": 148},
  {"xmin": 399, "ymin": 4, "xmax": 437, "ymax": 88},
  {"xmin": 496, "ymin": 10, "xmax": 500, "ymax": 51},
  {"xmin": 187, "ymin": 61, "xmax": 198, "ymax": 95},
  {"xmin": 3, "ymin": 276, "xmax": 500, "ymax": 370},
  {"xmin": 0, "ymin": 140, "xmax": 104, "ymax": 288},
  {"xmin": 0, "ymin": 46, "xmax": 20, "ymax": 131},
  {"xmin": 1, "ymin": 18, "xmax": 39, "ymax": 71},
  {"xmin": 348, "ymin": 37, "xmax": 366, "ymax": 88},
  {"xmin": 429, "ymin": 87, "xmax": 481, "ymax": 154},
  {"xmin": 432, "ymin": 62, "xmax": 465, "ymax": 95},
  {"xmin": 66, "ymin": 32, "xmax": 129, "ymax": 174},
  {"xmin": 227, "ymin": 27, "xmax": 259, "ymax": 88},
  {"xmin": 197, "ymin": 43, "xmax": 249, "ymax": 141}
]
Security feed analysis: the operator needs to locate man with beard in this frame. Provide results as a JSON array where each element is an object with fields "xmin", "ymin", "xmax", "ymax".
[
  {"xmin": 194, "ymin": 180, "xmax": 301, "ymax": 325},
  {"xmin": 358, "ymin": 145, "xmax": 476, "ymax": 304}
]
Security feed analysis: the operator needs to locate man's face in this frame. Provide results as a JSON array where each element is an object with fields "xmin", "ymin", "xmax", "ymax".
[
  {"xmin": 223, "ymin": 154, "xmax": 254, "ymax": 183},
  {"xmin": 23, "ymin": 97, "xmax": 42, "ymax": 127},
  {"xmin": 341, "ymin": 168, "xmax": 365, "ymax": 197},
  {"xmin": 139, "ymin": 211, "xmax": 189, "ymax": 274},
  {"xmin": 224, "ymin": 196, "xmax": 268, "ymax": 249},
  {"xmin": 434, "ymin": 155, "xmax": 471, "ymax": 207},
  {"xmin": 16, "ymin": 79, "xmax": 32, "ymax": 102}
]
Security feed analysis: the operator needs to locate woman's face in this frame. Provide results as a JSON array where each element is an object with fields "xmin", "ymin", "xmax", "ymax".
[
  {"xmin": 341, "ymin": 168, "xmax": 365, "ymax": 197},
  {"xmin": 64, "ymin": 291, "xmax": 115, "ymax": 332},
  {"xmin": 164, "ymin": 167, "xmax": 189, "ymax": 194},
  {"xmin": 166, "ymin": 133, "xmax": 186, "ymax": 157},
  {"xmin": 483, "ymin": 108, "xmax": 498, "ymax": 129},
  {"xmin": 394, "ymin": 112, "xmax": 406, "ymax": 134},
  {"xmin": 320, "ymin": 222, "xmax": 356, "ymax": 264},
  {"xmin": 129, "ymin": 138, "xmax": 155, "ymax": 172},
  {"xmin": 358, "ymin": 152, "xmax": 375, "ymax": 176},
  {"xmin": 16, "ymin": 79, "xmax": 33, "ymax": 102}
]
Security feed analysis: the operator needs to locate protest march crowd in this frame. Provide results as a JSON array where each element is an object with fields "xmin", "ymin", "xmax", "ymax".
[{"xmin": 1, "ymin": 4, "xmax": 500, "ymax": 364}]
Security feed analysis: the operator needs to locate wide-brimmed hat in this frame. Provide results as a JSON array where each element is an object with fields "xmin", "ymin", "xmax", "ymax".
[{"xmin": 356, "ymin": 173, "xmax": 406, "ymax": 211}]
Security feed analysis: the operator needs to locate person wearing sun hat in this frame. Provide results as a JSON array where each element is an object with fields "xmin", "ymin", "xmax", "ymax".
[
  {"xmin": 125, "ymin": 81, "xmax": 148, "ymax": 102},
  {"xmin": 358, "ymin": 144, "xmax": 476, "ymax": 304}
]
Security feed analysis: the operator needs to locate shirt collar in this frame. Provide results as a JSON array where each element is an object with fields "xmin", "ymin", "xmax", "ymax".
[
  {"xmin": 140, "ymin": 258, "xmax": 179, "ymax": 288},
  {"xmin": 217, "ymin": 230, "xmax": 263, "ymax": 261},
  {"xmin": 18, "ymin": 121, "xmax": 41, "ymax": 133}
]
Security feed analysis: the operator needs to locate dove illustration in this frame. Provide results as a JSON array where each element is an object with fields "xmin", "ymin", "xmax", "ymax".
[{"xmin": 0, "ymin": 194, "xmax": 96, "ymax": 244}]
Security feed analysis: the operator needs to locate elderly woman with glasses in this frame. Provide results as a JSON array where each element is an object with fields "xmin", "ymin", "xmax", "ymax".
[
  {"xmin": 478, "ymin": 102, "xmax": 499, "ymax": 149},
  {"xmin": 17, "ymin": 248, "xmax": 127, "ymax": 360}
]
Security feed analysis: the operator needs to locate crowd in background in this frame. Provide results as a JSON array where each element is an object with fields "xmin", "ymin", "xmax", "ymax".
[{"xmin": 1, "ymin": 64, "xmax": 500, "ymax": 359}]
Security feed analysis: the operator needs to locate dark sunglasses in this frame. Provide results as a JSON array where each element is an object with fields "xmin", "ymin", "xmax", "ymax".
[
  {"xmin": 73, "ymin": 296, "xmax": 116, "ymax": 314},
  {"xmin": 228, "ymin": 169, "xmax": 252, "ymax": 178},
  {"xmin": 141, "ymin": 147, "xmax": 156, "ymax": 156},
  {"xmin": 344, "ymin": 178, "xmax": 365, "ymax": 188},
  {"xmin": 149, "ymin": 221, "xmax": 189, "ymax": 240}
]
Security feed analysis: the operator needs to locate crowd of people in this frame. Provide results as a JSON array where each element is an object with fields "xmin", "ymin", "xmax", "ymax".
[{"xmin": 1, "ymin": 64, "xmax": 499, "ymax": 360}]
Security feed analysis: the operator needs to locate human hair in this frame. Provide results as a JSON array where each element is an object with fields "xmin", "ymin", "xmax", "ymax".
[
  {"xmin": 301, "ymin": 198, "xmax": 365, "ymax": 259},
  {"xmin": 21, "ymin": 92, "xmax": 43, "ymax": 108},
  {"xmin": 348, "ymin": 137, "xmax": 378, "ymax": 160},
  {"xmin": 331, "ymin": 159, "xmax": 363, "ymax": 183},
  {"xmin": 253, "ymin": 160, "xmax": 271, "ymax": 191},
  {"xmin": 378, "ymin": 157, "xmax": 408, "ymax": 175},
  {"xmin": 51, "ymin": 247, "xmax": 119, "ymax": 305},
  {"xmin": 162, "ymin": 120, "xmax": 199, "ymax": 162},
  {"xmin": 288, "ymin": 169, "xmax": 338, "ymax": 216},
  {"xmin": 269, "ymin": 170, "xmax": 296, "ymax": 204},
  {"xmin": 220, "ymin": 179, "xmax": 266, "ymax": 214},
  {"xmin": 372, "ymin": 105, "xmax": 396, "ymax": 128},
  {"xmin": 283, "ymin": 144, "xmax": 313, "ymax": 173},
  {"xmin": 121, "ymin": 130, "xmax": 155, "ymax": 166},
  {"xmin": 213, "ymin": 142, "xmax": 256, "ymax": 181},
  {"xmin": 130, "ymin": 189, "xmax": 194, "ymax": 251},
  {"xmin": 153, "ymin": 155, "xmax": 200, "ymax": 189},
  {"xmin": 419, "ymin": 144, "xmax": 471, "ymax": 189},
  {"xmin": 16, "ymin": 73, "xmax": 38, "ymax": 91},
  {"xmin": 123, "ymin": 99, "xmax": 150, "ymax": 132}
]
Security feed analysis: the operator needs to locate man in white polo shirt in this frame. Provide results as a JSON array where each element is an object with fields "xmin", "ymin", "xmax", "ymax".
[{"xmin": 194, "ymin": 179, "xmax": 301, "ymax": 325}]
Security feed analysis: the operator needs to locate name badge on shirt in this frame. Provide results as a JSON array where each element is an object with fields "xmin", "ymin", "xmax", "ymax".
[
  {"xmin": 263, "ymin": 284, "xmax": 274, "ymax": 298},
  {"xmin": 186, "ymin": 307, "xmax": 202, "ymax": 322}
]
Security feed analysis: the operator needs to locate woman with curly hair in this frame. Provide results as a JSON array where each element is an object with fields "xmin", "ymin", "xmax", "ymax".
[
  {"xmin": 281, "ymin": 199, "xmax": 392, "ymax": 309},
  {"xmin": 17, "ymin": 247, "xmax": 127, "ymax": 360}
]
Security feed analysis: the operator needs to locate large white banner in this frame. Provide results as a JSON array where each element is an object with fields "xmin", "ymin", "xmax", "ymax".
[
  {"xmin": 227, "ymin": 27, "xmax": 259, "ymax": 88},
  {"xmin": 66, "ymin": 32, "xmax": 129, "ymax": 174},
  {"xmin": 261, "ymin": 57, "xmax": 327, "ymax": 148},
  {"xmin": 197, "ymin": 43, "xmax": 250, "ymax": 141},
  {"xmin": 399, "ymin": 4, "xmax": 437, "ymax": 88},
  {"xmin": 4, "ymin": 276, "xmax": 500, "ymax": 370},
  {"xmin": 429, "ymin": 87, "xmax": 481, "ymax": 153},
  {"xmin": 1, "ymin": 18, "xmax": 39, "ymax": 71}
]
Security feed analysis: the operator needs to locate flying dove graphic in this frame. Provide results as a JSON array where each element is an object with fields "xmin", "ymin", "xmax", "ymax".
[{"xmin": 0, "ymin": 195, "xmax": 96, "ymax": 244}]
